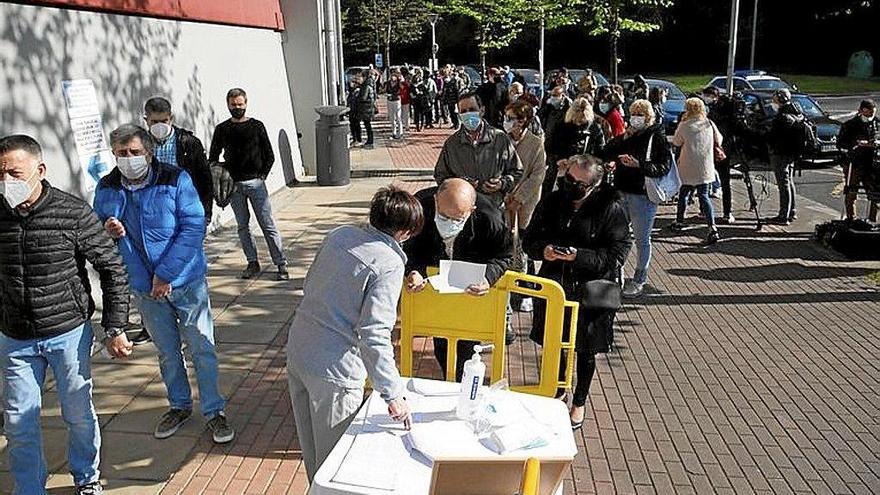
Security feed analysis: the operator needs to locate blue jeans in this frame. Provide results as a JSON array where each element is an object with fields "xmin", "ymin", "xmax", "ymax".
[
  {"xmin": 133, "ymin": 279, "xmax": 225, "ymax": 418},
  {"xmin": 622, "ymin": 193, "xmax": 658, "ymax": 285},
  {"xmin": 1, "ymin": 323, "xmax": 100, "ymax": 493},
  {"xmin": 677, "ymin": 184, "xmax": 716, "ymax": 229},
  {"xmin": 229, "ymin": 178, "xmax": 287, "ymax": 267},
  {"xmin": 770, "ymin": 154, "xmax": 797, "ymax": 219}
]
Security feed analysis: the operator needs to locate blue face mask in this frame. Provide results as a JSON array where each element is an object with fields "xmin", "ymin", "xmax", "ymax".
[
  {"xmin": 435, "ymin": 212, "xmax": 468, "ymax": 239},
  {"xmin": 599, "ymin": 102, "xmax": 611, "ymax": 114},
  {"xmin": 461, "ymin": 111, "xmax": 482, "ymax": 131}
]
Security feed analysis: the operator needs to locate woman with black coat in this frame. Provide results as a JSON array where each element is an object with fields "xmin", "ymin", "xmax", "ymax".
[
  {"xmin": 599, "ymin": 99, "xmax": 671, "ymax": 298},
  {"xmin": 524, "ymin": 155, "xmax": 632, "ymax": 429}
]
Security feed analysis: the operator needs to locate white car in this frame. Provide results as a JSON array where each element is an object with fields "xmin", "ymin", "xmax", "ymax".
[{"xmin": 708, "ymin": 71, "xmax": 795, "ymax": 93}]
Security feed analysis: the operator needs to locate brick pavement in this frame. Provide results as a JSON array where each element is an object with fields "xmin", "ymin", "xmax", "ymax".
[{"xmin": 3, "ymin": 116, "xmax": 878, "ymax": 494}]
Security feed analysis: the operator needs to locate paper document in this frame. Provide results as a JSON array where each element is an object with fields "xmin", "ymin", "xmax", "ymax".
[
  {"xmin": 428, "ymin": 260, "xmax": 488, "ymax": 294},
  {"xmin": 332, "ymin": 429, "xmax": 402, "ymax": 490}
]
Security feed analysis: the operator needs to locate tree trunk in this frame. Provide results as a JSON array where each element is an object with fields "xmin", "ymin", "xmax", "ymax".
[
  {"xmin": 480, "ymin": 25, "xmax": 488, "ymax": 83},
  {"xmin": 610, "ymin": 2, "xmax": 620, "ymax": 85},
  {"xmin": 384, "ymin": 8, "xmax": 392, "ymax": 77}
]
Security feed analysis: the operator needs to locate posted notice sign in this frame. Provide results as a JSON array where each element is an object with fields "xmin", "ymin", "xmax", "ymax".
[{"xmin": 61, "ymin": 79, "xmax": 113, "ymax": 190}]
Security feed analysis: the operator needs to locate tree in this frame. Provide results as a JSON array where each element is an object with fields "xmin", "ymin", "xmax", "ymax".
[
  {"xmin": 341, "ymin": 0, "xmax": 430, "ymax": 70},
  {"xmin": 582, "ymin": 0, "xmax": 674, "ymax": 83},
  {"xmin": 429, "ymin": 0, "xmax": 530, "ymax": 76}
]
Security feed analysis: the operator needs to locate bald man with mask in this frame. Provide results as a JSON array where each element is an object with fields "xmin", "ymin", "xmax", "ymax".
[{"xmin": 404, "ymin": 178, "xmax": 513, "ymax": 380}]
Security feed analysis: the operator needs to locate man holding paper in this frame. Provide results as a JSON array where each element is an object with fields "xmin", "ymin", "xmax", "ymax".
[
  {"xmin": 287, "ymin": 187, "xmax": 423, "ymax": 482},
  {"xmin": 404, "ymin": 178, "xmax": 513, "ymax": 380}
]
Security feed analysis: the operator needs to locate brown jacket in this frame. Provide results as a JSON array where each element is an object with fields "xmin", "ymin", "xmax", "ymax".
[{"xmin": 507, "ymin": 130, "xmax": 547, "ymax": 228}]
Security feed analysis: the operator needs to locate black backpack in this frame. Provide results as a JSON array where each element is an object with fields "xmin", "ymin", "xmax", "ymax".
[{"xmin": 781, "ymin": 112, "xmax": 817, "ymax": 158}]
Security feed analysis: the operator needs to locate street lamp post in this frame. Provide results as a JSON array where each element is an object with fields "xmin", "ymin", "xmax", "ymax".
[
  {"xmin": 429, "ymin": 14, "xmax": 439, "ymax": 72},
  {"xmin": 539, "ymin": 10, "xmax": 545, "ymax": 99},
  {"xmin": 726, "ymin": 0, "xmax": 741, "ymax": 94},
  {"xmin": 749, "ymin": 0, "xmax": 759, "ymax": 70}
]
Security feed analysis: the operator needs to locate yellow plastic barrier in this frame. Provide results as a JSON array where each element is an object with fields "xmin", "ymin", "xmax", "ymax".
[
  {"xmin": 399, "ymin": 270, "xmax": 578, "ymax": 397},
  {"xmin": 520, "ymin": 458, "xmax": 541, "ymax": 495}
]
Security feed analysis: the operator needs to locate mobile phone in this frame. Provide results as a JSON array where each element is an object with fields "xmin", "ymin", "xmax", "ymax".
[{"xmin": 552, "ymin": 245, "xmax": 573, "ymax": 255}]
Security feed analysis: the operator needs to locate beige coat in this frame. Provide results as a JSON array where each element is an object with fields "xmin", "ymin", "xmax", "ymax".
[
  {"xmin": 672, "ymin": 117, "xmax": 722, "ymax": 186},
  {"xmin": 507, "ymin": 130, "xmax": 547, "ymax": 228}
]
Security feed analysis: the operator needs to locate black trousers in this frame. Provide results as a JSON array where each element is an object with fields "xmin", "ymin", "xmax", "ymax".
[
  {"xmin": 434, "ymin": 337, "xmax": 479, "ymax": 382},
  {"xmin": 558, "ymin": 350, "xmax": 597, "ymax": 407},
  {"xmin": 350, "ymin": 119, "xmax": 361, "ymax": 143},
  {"xmin": 446, "ymin": 103, "xmax": 459, "ymax": 127},
  {"xmin": 716, "ymin": 158, "xmax": 732, "ymax": 217},
  {"xmin": 362, "ymin": 119, "xmax": 373, "ymax": 145}
]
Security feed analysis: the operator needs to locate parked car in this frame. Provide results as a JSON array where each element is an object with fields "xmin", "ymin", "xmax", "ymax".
[
  {"xmin": 738, "ymin": 90, "xmax": 840, "ymax": 165},
  {"xmin": 461, "ymin": 65, "xmax": 482, "ymax": 91},
  {"xmin": 708, "ymin": 70, "xmax": 796, "ymax": 93},
  {"xmin": 621, "ymin": 78, "xmax": 688, "ymax": 134},
  {"xmin": 511, "ymin": 68, "xmax": 543, "ymax": 95}
]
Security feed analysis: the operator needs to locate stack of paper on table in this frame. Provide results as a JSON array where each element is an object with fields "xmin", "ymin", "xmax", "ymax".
[{"xmin": 428, "ymin": 260, "xmax": 487, "ymax": 294}]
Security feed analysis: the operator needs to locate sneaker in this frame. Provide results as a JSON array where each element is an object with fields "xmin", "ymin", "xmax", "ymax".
[
  {"xmin": 276, "ymin": 266, "xmax": 290, "ymax": 281},
  {"xmin": 364, "ymin": 143, "xmax": 374, "ymax": 150},
  {"xmin": 518, "ymin": 297, "xmax": 533, "ymax": 313},
  {"xmin": 622, "ymin": 280, "xmax": 645, "ymax": 298},
  {"xmin": 669, "ymin": 222, "xmax": 687, "ymax": 233},
  {"xmin": 240, "ymin": 261, "xmax": 261, "ymax": 279},
  {"xmin": 130, "ymin": 328, "xmax": 152, "ymax": 346},
  {"xmin": 207, "ymin": 412, "xmax": 235, "ymax": 444},
  {"xmin": 154, "ymin": 408, "xmax": 192, "ymax": 439},
  {"xmin": 76, "ymin": 482, "xmax": 103, "ymax": 495},
  {"xmin": 788, "ymin": 210, "xmax": 798, "ymax": 222},
  {"xmin": 717, "ymin": 214, "xmax": 735, "ymax": 225},
  {"xmin": 706, "ymin": 230, "xmax": 721, "ymax": 245}
]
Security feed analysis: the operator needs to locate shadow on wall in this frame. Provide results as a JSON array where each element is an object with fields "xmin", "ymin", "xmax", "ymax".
[
  {"xmin": 0, "ymin": 4, "xmax": 190, "ymax": 198},
  {"xmin": 278, "ymin": 128, "xmax": 299, "ymax": 186}
]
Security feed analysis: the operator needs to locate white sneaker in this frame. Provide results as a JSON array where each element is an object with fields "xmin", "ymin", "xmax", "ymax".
[{"xmin": 622, "ymin": 280, "xmax": 645, "ymax": 298}]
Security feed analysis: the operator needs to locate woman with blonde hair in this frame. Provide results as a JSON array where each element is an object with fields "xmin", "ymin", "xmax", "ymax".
[
  {"xmin": 599, "ymin": 99, "xmax": 671, "ymax": 297},
  {"xmin": 671, "ymin": 97, "xmax": 722, "ymax": 244},
  {"xmin": 542, "ymin": 97, "xmax": 607, "ymax": 198}
]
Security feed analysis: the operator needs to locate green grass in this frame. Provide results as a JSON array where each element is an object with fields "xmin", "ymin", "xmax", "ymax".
[
  {"xmin": 656, "ymin": 74, "xmax": 880, "ymax": 95},
  {"xmin": 868, "ymin": 271, "xmax": 880, "ymax": 286}
]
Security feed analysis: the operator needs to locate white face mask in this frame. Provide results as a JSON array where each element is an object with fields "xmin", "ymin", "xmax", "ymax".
[
  {"xmin": 0, "ymin": 166, "xmax": 40, "ymax": 209},
  {"xmin": 435, "ymin": 212, "xmax": 468, "ymax": 239},
  {"xmin": 630, "ymin": 116, "xmax": 647, "ymax": 130},
  {"xmin": 861, "ymin": 114, "xmax": 875, "ymax": 123},
  {"xmin": 503, "ymin": 117, "xmax": 517, "ymax": 134},
  {"xmin": 149, "ymin": 122, "xmax": 173, "ymax": 142},
  {"xmin": 116, "ymin": 155, "xmax": 150, "ymax": 180}
]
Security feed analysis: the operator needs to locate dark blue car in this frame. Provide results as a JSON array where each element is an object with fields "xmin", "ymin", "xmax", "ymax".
[{"xmin": 622, "ymin": 78, "xmax": 687, "ymax": 134}]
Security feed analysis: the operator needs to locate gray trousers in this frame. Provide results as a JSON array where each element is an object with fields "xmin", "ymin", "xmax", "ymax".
[
  {"xmin": 229, "ymin": 178, "xmax": 287, "ymax": 267},
  {"xmin": 287, "ymin": 365, "xmax": 364, "ymax": 482}
]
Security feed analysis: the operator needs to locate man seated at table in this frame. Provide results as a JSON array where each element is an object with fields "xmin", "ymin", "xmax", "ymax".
[
  {"xmin": 404, "ymin": 178, "xmax": 513, "ymax": 381},
  {"xmin": 287, "ymin": 187, "xmax": 421, "ymax": 481}
]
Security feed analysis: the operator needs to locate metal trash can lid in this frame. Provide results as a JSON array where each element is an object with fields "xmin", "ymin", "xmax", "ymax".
[{"xmin": 315, "ymin": 105, "xmax": 349, "ymax": 119}]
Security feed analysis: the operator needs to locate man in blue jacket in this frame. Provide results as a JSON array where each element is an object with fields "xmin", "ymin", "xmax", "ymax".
[{"xmin": 94, "ymin": 124, "xmax": 234, "ymax": 444}]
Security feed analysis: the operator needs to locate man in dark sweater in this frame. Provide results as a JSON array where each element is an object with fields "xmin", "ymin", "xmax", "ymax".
[
  {"xmin": 0, "ymin": 134, "xmax": 132, "ymax": 495},
  {"xmin": 209, "ymin": 88, "xmax": 288, "ymax": 280}
]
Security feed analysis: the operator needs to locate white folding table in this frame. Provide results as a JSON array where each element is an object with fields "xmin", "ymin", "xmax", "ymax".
[{"xmin": 309, "ymin": 378, "xmax": 576, "ymax": 495}]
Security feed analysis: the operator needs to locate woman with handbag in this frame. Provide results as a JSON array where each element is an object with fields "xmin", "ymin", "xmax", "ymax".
[
  {"xmin": 524, "ymin": 155, "xmax": 632, "ymax": 429},
  {"xmin": 599, "ymin": 99, "xmax": 671, "ymax": 298},
  {"xmin": 670, "ymin": 98, "xmax": 723, "ymax": 244}
]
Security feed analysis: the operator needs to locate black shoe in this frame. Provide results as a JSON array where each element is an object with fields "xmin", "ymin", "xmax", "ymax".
[
  {"xmin": 154, "ymin": 408, "xmax": 192, "ymax": 439},
  {"xmin": 76, "ymin": 482, "xmax": 103, "ymax": 495},
  {"xmin": 788, "ymin": 211, "xmax": 798, "ymax": 222},
  {"xmin": 670, "ymin": 222, "xmax": 687, "ymax": 233},
  {"xmin": 241, "ymin": 261, "xmax": 261, "ymax": 279},
  {"xmin": 766, "ymin": 216, "xmax": 790, "ymax": 226},
  {"xmin": 706, "ymin": 230, "xmax": 721, "ymax": 245},
  {"xmin": 207, "ymin": 412, "xmax": 235, "ymax": 444},
  {"xmin": 276, "ymin": 266, "xmax": 290, "ymax": 281},
  {"xmin": 130, "ymin": 328, "xmax": 152, "ymax": 346}
]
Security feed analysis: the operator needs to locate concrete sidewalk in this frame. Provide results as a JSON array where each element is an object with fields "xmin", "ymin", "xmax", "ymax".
[{"xmin": 2, "ymin": 115, "xmax": 879, "ymax": 494}]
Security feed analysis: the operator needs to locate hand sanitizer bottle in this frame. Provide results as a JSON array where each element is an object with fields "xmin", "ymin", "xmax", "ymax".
[{"xmin": 456, "ymin": 344, "xmax": 493, "ymax": 420}]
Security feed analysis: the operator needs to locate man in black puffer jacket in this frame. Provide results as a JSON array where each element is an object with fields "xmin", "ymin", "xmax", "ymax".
[{"xmin": 0, "ymin": 135, "xmax": 132, "ymax": 494}]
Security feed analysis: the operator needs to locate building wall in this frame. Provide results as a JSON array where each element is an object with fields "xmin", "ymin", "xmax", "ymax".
[{"xmin": 0, "ymin": 2, "xmax": 305, "ymax": 221}]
